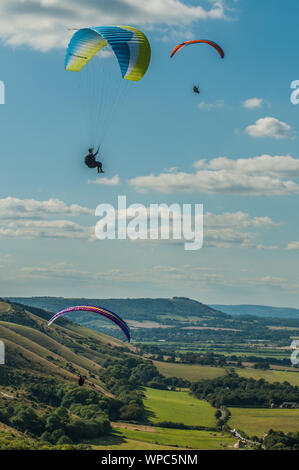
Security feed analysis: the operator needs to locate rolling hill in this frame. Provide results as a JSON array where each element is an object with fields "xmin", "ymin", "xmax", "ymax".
[{"xmin": 211, "ymin": 304, "xmax": 299, "ymax": 320}]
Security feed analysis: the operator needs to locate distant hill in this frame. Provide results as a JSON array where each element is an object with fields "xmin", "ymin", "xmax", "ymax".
[
  {"xmin": 211, "ymin": 304, "xmax": 299, "ymax": 320},
  {"xmin": 7, "ymin": 297, "xmax": 227, "ymax": 321},
  {"xmin": 7, "ymin": 297, "xmax": 227, "ymax": 336},
  {"xmin": 6, "ymin": 297, "xmax": 299, "ymax": 345}
]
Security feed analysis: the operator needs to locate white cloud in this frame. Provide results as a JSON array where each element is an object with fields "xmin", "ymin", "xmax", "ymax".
[
  {"xmin": 0, "ymin": 219, "xmax": 94, "ymax": 240},
  {"xmin": 242, "ymin": 97, "xmax": 264, "ymax": 109},
  {"xmin": 260, "ymin": 275, "xmax": 288, "ymax": 286},
  {"xmin": 0, "ymin": 197, "xmax": 94, "ymax": 240},
  {"xmin": 0, "ymin": 0, "xmax": 228, "ymax": 52},
  {"xmin": 130, "ymin": 154, "xmax": 299, "ymax": 196},
  {"xmin": 193, "ymin": 154, "xmax": 299, "ymax": 178},
  {"xmin": 88, "ymin": 174, "xmax": 120, "ymax": 186},
  {"xmin": 286, "ymin": 241, "xmax": 299, "ymax": 251},
  {"xmin": 246, "ymin": 117, "xmax": 292, "ymax": 139},
  {"xmin": 257, "ymin": 244, "xmax": 278, "ymax": 250},
  {"xmin": 0, "ymin": 197, "xmax": 92, "ymax": 219},
  {"xmin": 204, "ymin": 211, "xmax": 280, "ymax": 228},
  {"xmin": 198, "ymin": 100, "xmax": 224, "ymax": 110}
]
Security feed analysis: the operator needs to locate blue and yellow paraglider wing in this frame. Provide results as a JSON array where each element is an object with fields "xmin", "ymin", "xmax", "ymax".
[{"xmin": 65, "ymin": 25, "xmax": 151, "ymax": 81}]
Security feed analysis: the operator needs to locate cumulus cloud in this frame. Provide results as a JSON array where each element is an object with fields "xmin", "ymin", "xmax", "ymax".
[
  {"xmin": 0, "ymin": 219, "xmax": 94, "ymax": 240},
  {"xmin": 0, "ymin": 197, "xmax": 92, "ymax": 219},
  {"xmin": 246, "ymin": 117, "xmax": 292, "ymax": 139},
  {"xmin": 204, "ymin": 211, "xmax": 280, "ymax": 229},
  {"xmin": 130, "ymin": 154, "xmax": 299, "ymax": 196},
  {"xmin": 88, "ymin": 175, "xmax": 120, "ymax": 186},
  {"xmin": 242, "ymin": 97, "xmax": 264, "ymax": 109},
  {"xmin": 0, "ymin": 197, "xmax": 94, "ymax": 240},
  {"xmin": 0, "ymin": 0, "xmax": 229, "ymax": 51},
  {"xmin": 203, "ymin": 211, "xmax": 280, "ymax": 248},
  {"xmin": 193, "ymin": 154, "xmax": 299, "ymax": 178}
]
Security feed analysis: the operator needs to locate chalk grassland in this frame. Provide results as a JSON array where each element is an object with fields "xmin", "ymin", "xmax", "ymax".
[
  {"xmin": 143, "ymin": 388, "xmax": 216, "ymax": 427},
  {"xmin": 229, "ymin": 408, "xmax": 299, "ymax": 437},
  {"xmin": 153, "ymin": 361, "xmax": 226, "ymax": 381}
]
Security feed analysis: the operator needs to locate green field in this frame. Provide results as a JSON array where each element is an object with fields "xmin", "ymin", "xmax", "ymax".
[
  {"xmin": 154, "ymin": 359, "xmax": 299, "ymax": 386},
  {"xmin": 144, "ymin": 387, "xmax": 216, "ymax": 427},
  {"xmin": 229, "ymin": 407, "xmax": 299, "ymax": 437},
  {"xmin": 92, "ymin": 433, "xmax": 179, "ymax": 450},
  {"xmin": 112, "ymin": 426, "xmax": 235, "ymax": 450},
  {"xmin": 154, "ymin": 361, "xmax": 226, "ymax": 382},
  {"xmin": 237, "ymin": 367, "xmax": 299, "ymax": 386}
]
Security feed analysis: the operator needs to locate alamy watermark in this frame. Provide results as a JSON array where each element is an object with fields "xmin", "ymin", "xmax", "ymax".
[
  {"xmin": 95, "ymin": 196, "xmax": 203, "ymax": 251},
  {"xmin": 290, "ymin": 340, "xmax": 299, "ymax": 365},
  {"xmin": 0, "ymin": 81, "xmax": 5, "ymax": 105},
  {"xmin": 290, "ymin": 80, "xmax": 299, "ymax": 104},
  {"xmin": 0, "ymin": 341, "xmax": 5, "ymax": 365}
]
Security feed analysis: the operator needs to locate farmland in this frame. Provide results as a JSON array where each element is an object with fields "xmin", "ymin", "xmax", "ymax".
[
  {"xmin": 143, "ymin": 387, "xmax": 216, "ymax": 427},
  {"xmin": 229, "ymin": 407, "xmax": 299, "ymax": 437}
]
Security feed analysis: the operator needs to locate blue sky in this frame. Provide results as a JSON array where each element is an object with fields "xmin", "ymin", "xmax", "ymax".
[{"xmin": 1, "ymin": 0, "xmax": 299, "ymax": 307}]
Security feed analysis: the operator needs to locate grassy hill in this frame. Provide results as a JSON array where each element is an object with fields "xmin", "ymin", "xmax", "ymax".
[{"xmin": 0, "ymin": 299, "xmax": 133, "ymax": 395}]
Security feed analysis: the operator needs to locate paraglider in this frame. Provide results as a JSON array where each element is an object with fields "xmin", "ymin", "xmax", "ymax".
[
  {"xmin": 47, "ymin": 305, "xmax": 131, "ymax": 343},
  {"xmin": 170, "ymin": 39, "xmax": 224, "ymax": 95},
  {"xmin": 65, "ymin": 26, "xmax": 151, "ymax": 159},
  {"xmin": 170, "ymin": 40, "xmax": 224, "ymax": 59},
  {"xmin": 84, "ymin": 146, "xmax": 104, "ymax": 173},
  {"xmin": 78, "ymin": 375, "xmax": 86, "ymax": 386}
]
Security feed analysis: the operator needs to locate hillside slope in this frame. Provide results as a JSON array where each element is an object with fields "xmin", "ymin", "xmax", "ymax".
[{"xmin": 0, "ymin": 299, "xmax": 134, "ymax": 395}]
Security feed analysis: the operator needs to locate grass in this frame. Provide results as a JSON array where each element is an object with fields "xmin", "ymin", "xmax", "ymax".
[
  {"xmin": 237, "ymin": 367, "xmax": 299, "ymax": 386},
  {"xmin": 153, "ymin": 361, "xmax": 226, "ymax": 382},
  {"xmin": 143, "ymin": 387, "xmax": 216, "ymax": 427},
  {"xmin": 113, "ymin": 426, "xmax": 235, "ymax": 450},
  {"xmin": 154, "ymin": 360, "xmax": 299, "ymax": 386},
  {"xmin": 229, "ymin": 407, "xmax": 299, "ymax": 437},
  {"xmin": 92, "ymin": 436, "xmax": 180, "ymax": 450}
]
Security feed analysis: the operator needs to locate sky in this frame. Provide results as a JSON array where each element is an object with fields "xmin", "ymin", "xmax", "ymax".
[{"xmin": 1, "ymin": 0, "xmax": 299, "ymax": 306}]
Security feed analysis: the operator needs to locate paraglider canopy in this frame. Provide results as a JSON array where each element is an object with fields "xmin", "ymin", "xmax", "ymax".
[
  {"xmin": 170, "ymin": 40, "xmax": 224, "ymax": 59},
  {"xmin": 65, "ymin": 25, "xmax": 151, "ymax": 81},
  {"xmin": 48, "ymin": 305, "xmax": 131, "ymax": 342}
]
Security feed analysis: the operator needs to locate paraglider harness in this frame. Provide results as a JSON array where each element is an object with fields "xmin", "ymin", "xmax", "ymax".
[
  {"xmin": 84, "ymin": 147, "xmax": 104, "ymax": 173},
  {"xmin": 85, "ymin": 148, "xmax": 98, "ymax": 168},
  {"xmin": 78, "ymin": 375, "xmax": 86, "ymax": 386},
  {"xmin": 193, "ymin": 85, "xmax": 200, "ymax": 95}
]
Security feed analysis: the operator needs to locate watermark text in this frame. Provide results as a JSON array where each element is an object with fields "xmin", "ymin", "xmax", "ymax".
[{"xmin": 95, "ymin": 196, "xmax": 203, "ymax": 251}]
